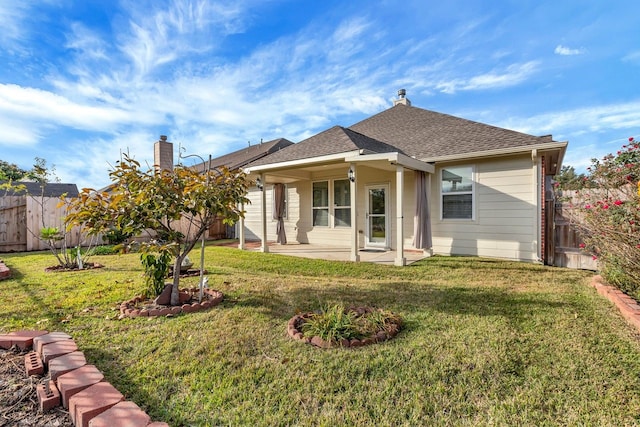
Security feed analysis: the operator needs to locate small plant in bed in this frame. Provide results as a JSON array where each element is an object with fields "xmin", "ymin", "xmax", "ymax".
[{"xmin": 290, "ymin": 304, "xmax": 403, "ymax": 348}]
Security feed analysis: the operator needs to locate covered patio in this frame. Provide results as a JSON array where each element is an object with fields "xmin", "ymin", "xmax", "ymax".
[{"xmin": 243, "ymin": 242, "xmax": 429, "ymax": 265}]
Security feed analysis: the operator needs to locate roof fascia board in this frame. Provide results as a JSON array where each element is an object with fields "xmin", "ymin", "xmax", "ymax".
[
  {"xmin": 421, "ymin": 141, "xmax": 568, "ymax": 163},
  {"xmin": 244, "ymin": 150, "xmax": 361, "ymax": 173}
]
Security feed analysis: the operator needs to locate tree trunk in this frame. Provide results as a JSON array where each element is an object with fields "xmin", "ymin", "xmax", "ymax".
[{"xmin": 170, "ymin": 256, "xmax": 182, "ymax": 306}]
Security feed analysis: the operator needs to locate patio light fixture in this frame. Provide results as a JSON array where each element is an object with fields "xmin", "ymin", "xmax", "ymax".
[
  {"xmin": 348, "ymin": 166, "xmax": 355, "ymax": 183},
  {"xmin": 256, "ymin": 177, "xmax": 264, "ymax": 191}
]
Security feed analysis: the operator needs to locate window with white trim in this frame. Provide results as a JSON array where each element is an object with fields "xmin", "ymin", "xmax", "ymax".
[
  {"xmin": 312, "ymin": 181, "xmax": 329, "ymax": 226},
  {"xmin": 312, "ymin": 179, "xmax": 352, "ymax": 227},
  {"xmin": 441, "ymin": 166, "xmax": 474, "ymax": 219}
]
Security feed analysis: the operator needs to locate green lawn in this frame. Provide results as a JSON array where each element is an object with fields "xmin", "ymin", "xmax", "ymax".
[{"xmin": 2, "ymin": 246, "xmax": 640, "ymax": 426}]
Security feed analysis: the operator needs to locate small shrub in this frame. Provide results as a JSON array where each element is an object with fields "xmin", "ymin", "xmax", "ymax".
[{"xmin": 140, "ymin": 251, "xmax": 172, "ymax": 298}]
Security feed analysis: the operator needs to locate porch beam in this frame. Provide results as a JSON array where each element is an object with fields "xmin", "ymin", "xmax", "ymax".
[
  {"xmin": 395, "ymin": 165, "xmax": 406, "ymax": 266},
  {"xmin": 259, "ymin": 173, "xmax": 269, "ymax": 253},
  {"xmin": 349, "ymin": 163, "xmax": 360, "ymax": 262}
]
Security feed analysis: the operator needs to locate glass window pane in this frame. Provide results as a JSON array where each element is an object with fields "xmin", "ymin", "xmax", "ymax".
[
  {"xmin": 442, "ymin": 194, "xmax": 472, "ymax": 219},
  {"xmin": 369, "ymin": 189, "xmax": 385, "ymax": 214},
  {"xmin": 334, "ymin": 179, "xmax": 350, "ymax": 207},
  {"xmin": 370, "ymin": 216, "xmax": 386, "ymax": 242},
  {"xmin": 313, "ymin": 208, "xmax": 329, "ymax": 226},
  {"xmin": 442, "ymin": 167, "xmax": 473, "ymax": 193},
  {"xmin": 334, "ymin": 208, "xmax": 351, "ymax": 227},
  {"xmin": 313, "ymin": 181, "xmax": 328, "ymax": 207}
]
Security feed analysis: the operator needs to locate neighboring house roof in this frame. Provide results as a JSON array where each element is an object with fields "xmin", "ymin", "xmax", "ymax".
[
  {"xmin": 1, "ymin": 182, "xmax": 79, "ymax": 197},
  {"xmin": 349, "ymin": 103, "xmax": 558, "ymax": 160},
  {"xmin": 190, "ymin": 138, "xmax": 294, "ymax": 171},
  {"xmin": 249, "ymin": 126, "xmax": 401, "ymax": 167}
]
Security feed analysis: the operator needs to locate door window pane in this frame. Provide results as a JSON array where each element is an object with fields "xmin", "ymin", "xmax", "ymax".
[
  {"xmin": 369, "ymin": 189, "xmax": 385, "ymax": 214},
  {"xmin": 370, "ymin": 216, "xmax": 386, "ymax": 242}
]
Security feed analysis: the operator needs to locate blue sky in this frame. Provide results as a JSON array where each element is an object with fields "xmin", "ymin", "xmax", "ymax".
[{"xmin": 1, "ymin": 0, "xmax": 639, "ymax": 189}]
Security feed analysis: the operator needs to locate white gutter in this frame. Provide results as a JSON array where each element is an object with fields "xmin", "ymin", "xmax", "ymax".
[
  {"xmin": 421, "ymin": 141, "xmax": 568, "ymax": 163},
  {"xmin": 244, "ymin": 150, "xmax": 361, "ymax": 174}
]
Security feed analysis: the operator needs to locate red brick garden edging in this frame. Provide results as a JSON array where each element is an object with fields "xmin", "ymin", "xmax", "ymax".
[
  {"xmin": 0, "ymin": 260, "xmax": 11, "ymax": 280},
  {"xmin": 287, "ymin": 307, "xmax": 402, "ymax": 348},
  {"xmin": 591, "ymin": 275, "xmax": 640, "ymax": 332},
  {"xmin": 119, "ymin": 287, "xmax": 224, "ymax": 319},
  {"xmin": 0, "ymin": 330, "xmax": 168, "ymax": 426}
]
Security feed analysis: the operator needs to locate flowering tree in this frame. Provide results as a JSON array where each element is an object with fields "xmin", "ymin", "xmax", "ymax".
[
  {"xmin": 66, "ymin": 154, "xmax": 249, "ymax": 305},
  {"xmin": 562, "ymin": 137, "xmax": 640, "ymax": 297}
]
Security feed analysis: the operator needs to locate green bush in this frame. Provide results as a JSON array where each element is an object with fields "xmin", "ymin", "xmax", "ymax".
[{"xmin": 560, "ymin": 136, "xmax": 640, "ymax": 298}]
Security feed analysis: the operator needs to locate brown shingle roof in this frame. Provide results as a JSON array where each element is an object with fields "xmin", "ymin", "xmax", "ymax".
[
  {"xmin": 349, "ymin": 103, "xmax": 556, "ymax": 160},
  {"xmin": 1, "ymin": 182, "xmax": 79, "ymax": 197},
  {"xmin": 191, "ymin": 138, "xmax": 294, "ymax": 171},
  {"xmin": 248, "ymin": 126, "xmax": 400, "ymax": 167}
]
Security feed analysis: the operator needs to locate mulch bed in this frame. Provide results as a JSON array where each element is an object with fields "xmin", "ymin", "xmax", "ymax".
[
  {"xmin": 0, "ymin": 347, "xmax": 72, "ymax": 426},
  {"xmin": 44, "ymin": 263, "xmax": 104, "ymax": 273}
]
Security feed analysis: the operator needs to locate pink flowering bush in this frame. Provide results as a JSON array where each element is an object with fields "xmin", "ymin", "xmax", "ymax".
[{"xmin": 560, "ymin": 137, "xmax": 640, "ymax": 297}]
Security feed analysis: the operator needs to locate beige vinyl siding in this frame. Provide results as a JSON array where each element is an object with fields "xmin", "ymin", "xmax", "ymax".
[
  {"xmin": 431, "ymin": 155, "xmax": 539, "ymax": 262},
  {"xmin": 242, "ymin": 185, "xmax": 299, "ymax": 242}
]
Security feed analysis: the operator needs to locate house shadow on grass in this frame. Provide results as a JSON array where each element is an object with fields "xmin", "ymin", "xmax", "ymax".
[{"xmin": 222, "ymin": 279, "xmax": 576, "ymax": 330}]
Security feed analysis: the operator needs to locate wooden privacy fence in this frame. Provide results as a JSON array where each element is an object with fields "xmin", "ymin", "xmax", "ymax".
[{"xmin": 0, "ymin": 195, "xmax": 81, "ymax": 252}]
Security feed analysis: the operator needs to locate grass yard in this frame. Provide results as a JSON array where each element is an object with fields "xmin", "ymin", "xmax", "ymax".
[{"xmin": 2, "ymin": 245, "xmax": 640, "ymax": 426}]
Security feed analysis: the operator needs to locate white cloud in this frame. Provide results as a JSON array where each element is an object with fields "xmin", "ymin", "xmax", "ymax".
[
  {"xmin": 622, "ymin": 50, "xmax": 640, "ymax": 64},
  {"xmin": 435, "ymin": 61, "xmax": 540, "ymax": 94},
  {"xmin": 0, "ymin": 84, "xmax": 160, "ymax": 132},
  {"xmin": 0, "ymin": 2, "xmax": 31, "ymax": 46},
  {"xmin": 497, "ymin": 101, "xmax": 640, "ymax": 135},
  {"xmin": 554, "ymin": 45, "xmax": 586, "ymax": 56}
]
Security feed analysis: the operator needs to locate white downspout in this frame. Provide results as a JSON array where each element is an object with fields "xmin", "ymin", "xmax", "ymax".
[
  {"xmin": 395, "ymin": 165, "xmax": 406, "ymax": 266},
  {"xmin": 532, "ymin": 149, "xmax": 540, "ymax": 262}
]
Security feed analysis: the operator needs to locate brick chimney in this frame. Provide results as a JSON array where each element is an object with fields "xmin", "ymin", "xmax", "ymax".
[
  {"xmin": 393, "ymin": 89, "xmax": 411, "ymax": 106},
  {"xmin": 154, "ymin": 135, "xmax": 173, "ymax": 172}
]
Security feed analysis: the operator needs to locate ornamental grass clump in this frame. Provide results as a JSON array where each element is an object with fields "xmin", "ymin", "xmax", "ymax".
[{"xmin": 300, "ymin": 304, "xmax": 402, "ymax": 343}]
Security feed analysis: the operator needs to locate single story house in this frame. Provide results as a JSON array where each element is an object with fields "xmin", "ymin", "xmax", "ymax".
[{"xmin": 238, "ymin": 91, "xmax": 566, "ymax": 265}]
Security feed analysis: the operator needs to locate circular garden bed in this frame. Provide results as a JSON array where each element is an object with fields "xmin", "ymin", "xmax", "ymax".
[
  {"xmin": 287, "ymin": 305, "xmax": 403, "ymax": 348},
  {"xmin": 119, "ymin": 286, "xmax": 224, "ymax": 319}
]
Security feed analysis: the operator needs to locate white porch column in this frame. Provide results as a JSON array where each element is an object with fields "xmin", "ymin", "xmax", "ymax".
[
  {"xmin": 395, "ymin": 165, "xmax": 406, "ymax": 266},
  {"xmin": 260, "ymin": 173, "xmax": 269, "ymax": 253},
  {"xmin": 349, "ymin": 163, "xmax": 360, "ymax": 262},
  {"xmin": 238, "ymin": 201, "xmax": 245, "ymax": 250}
]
